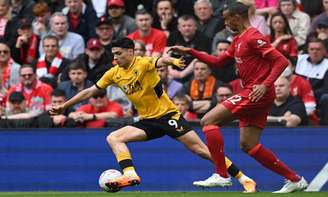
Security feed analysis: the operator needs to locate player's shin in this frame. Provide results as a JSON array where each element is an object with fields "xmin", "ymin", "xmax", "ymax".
[
  {"xmin": 248, "ymin": 144, "xmax": 300, "ymax": 182},
  {"xmin": 202, "ymin": 125, "xmax": 228, "ymax": 178}
]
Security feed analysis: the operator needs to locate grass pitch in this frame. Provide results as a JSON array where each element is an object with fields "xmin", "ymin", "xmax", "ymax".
[{"xmin": 0, "ymin": 192, "xmax": 327, "ymax": 197}]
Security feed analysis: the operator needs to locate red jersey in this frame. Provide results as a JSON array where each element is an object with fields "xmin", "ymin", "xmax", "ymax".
[
  {"xmin": 191, "ymin": 27, "xmax": 288, "ymax": 91},
  {"xmin": 77, "ymin": 100, "xmax": 123, "ymax": 128},
  {"xmin": 266, "ymin": 35, "xmax": 298, "ymax": 59},
  {"xmin": 6, "ymin": 80, "xmax": 53, "ymax": 112},
  {"xmin": 128, "ymin": 28, "xmax": 167, "ymax": 56},
  {"xmin": 290, "ymin": 75, "xmax": 316, "ymax": 112}
]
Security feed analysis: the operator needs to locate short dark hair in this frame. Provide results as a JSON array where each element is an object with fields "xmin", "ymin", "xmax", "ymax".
[
  {"xmin": 224, "ymin": 2, "xmax": 249, "ymax": 18},
  {"xmin": 9, "ymin": 91, "xmax": 25, "ymax": 103},
  {"xmin": 68, "ymin": 60, "xmax": 87, "ymax": 72},
  {"xmin": 20, "ymin": 64, "xmax": 36, "ymax": 73},
  {"xmin": 112, "ymin": 37, "xmax": 135, "ymax": 49},
  {"xmin": 51, "ymin": 88, "xmax": 66, "ymax": 98},
  {"xmin": 307, "ymin": 37, "xmax": 326, "ymax": 50}
]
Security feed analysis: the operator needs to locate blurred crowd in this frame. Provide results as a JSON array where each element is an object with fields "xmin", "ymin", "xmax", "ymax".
[{"xmin": 0, "ymin": 0, "xmax": 327, "ymax": 128}]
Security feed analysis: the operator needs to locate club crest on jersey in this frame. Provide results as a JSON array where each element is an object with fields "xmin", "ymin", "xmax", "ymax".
[{"xmin": 257, "ymin": 39, "xmax": 266, "ymax": 47}]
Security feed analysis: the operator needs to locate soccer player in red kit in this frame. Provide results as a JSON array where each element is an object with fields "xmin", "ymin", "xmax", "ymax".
[{"xmin": 170, "ymin": 1, "xmax": 308, "ymax": 193}]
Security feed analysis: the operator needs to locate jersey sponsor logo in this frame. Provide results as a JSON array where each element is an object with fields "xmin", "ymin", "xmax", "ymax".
[
  {"xmin": 257, "ymin": 39, "xmax": 267, "ymax": 47},
  {"xmin": 121, "ymin": 80, "xmax": 143, "ymax": 95}
]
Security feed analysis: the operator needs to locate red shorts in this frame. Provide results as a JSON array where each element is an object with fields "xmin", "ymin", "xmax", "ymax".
[{"xmin": 221, "ymin": 88, "xmax": 275, "ymax": 129}]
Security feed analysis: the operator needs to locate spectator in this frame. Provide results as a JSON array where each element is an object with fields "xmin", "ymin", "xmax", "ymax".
[
  {"xmin": 36, "ymin": 35, "xmax": 71, "ymax": 85},
  {"xmin": 281, "ymin": 65, "xmax": 319, "ymax": 125},
  {"xmin": 0, "ymin": 0, "xmax": 12, "ymax": 38},
  {"xmin": 128, "ymin": 8, "xmax": 167, "ymax": 57},
  {"xmin": 5, "ymin": 91, "xmax": 26, "ymax": 115},
  {"xmin": 62, "ymin": 0, "xmax": 97, "ymax": 42},
  {"xmin": 63, "ymin": 38, "xmax": 112, "ymax": 83},
  {"xmin": 295, "ymin": 38, "xmax": 328, "ymax": 102},
  {"xmin": 44, "ymin": 0, "xmax": 65, "ymax": 13},
  {"xmin": 32, "ymin": 2, "xmax": 51, "ymax": 38},
  {"xmin": 107, "ymin": 0, "xmax": 137, "ymax": 40},
  {"xmin": 10, "ymin": 0, "xmax": 35, "ymax": 22},
  {"xmin": 46, "ymin": 12, "xmax": 85, "ymax": 60},
  {"xmin": 268, "ymin": 76, "xmax": 308, "ymax": 127},
  {"xmin": 11, "ymin": 18, "xmax": 40, "ymax": 65},
  {"xmin": 0, "ymin": 42, "xmax": 21, "ymax": 90},
  {"xmin": 168, "ymin": 15, "xmax": 211, "ymax": 56},
  {"xmin": 69, "ymin": 89, "xmax": 123, "ymax": 128},
  {"xmin": 278, "ymin": 0, "xmax": 311, "ymax": 46},
  {"xmin": 194, "ymin": 0, "xmax": 224, "ymax": 40},
  {"xmin": 134, "ymin": 40, "xmax": 146, "ymax": 56},
  {"xmin": 95, "ymin": 16, "xmax": 114, "ymax": 54},
  {"xmin": 152, "ymin": 0, "xmax": 178, "ymax": 38},
  {"xmin": 167, "ymin": 15, "xmax": 211, "ymax": 82},
  {"xmin": 58, "ymin": 61, "xmax": 93, "ymax": 110},
  {"xmin": 216, "ymin": 83, "xmax": 233, "ymax": 103},
  {"xmin": 212, "ymin": 39, "xmax": 237, "ymax": 82},
  {"xmin": 183, "ymin": 60, "xmax": 220, "ymax": 118},
  {"xmin": 172, "ymin": 93, "xmax": 198, "ymax": 122},
  {"xmin": 310, "ymin": 0, "xmax": 328, "ymax": 33},
  {"xmin": 307, "ymin": 17, "xmax": 328, "ymax": 50},
  {"xmin": 156, "ymin": 65, "xmax": 183, "ymax": 99},
  {"xmin": 6, "ymin": 64, "xmax": 53, "ymax": 118},
  {"xmin": 267, "ymin": 12, "xmax": 298, "ymax": 65},
  {"xmin": 0, "ymin": 88, "xmax": 77, "ymax": 128}
]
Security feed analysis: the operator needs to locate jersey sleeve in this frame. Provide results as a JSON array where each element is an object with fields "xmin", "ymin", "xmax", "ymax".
[
  {"xmin": 247, "ymin": 32, "xmax": 274, "ymax": 57},
  {"xmin": 143, "ymin": 56, "xmax": 159, "ymax": 71},
  {"xmin": 96, "ymin": 68, "xmax": 115, "ymax": 89}
]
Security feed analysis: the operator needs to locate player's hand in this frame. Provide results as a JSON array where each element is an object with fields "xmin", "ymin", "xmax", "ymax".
[
  {"xmin": 49, "ymin": 104, "xmax": 65, "ymax": 115},
  {"xmin": 172, "ymin": 58, "xmax": 186, "ymax": 69},
  {"xmin": 249, "ymin": 84, "xmax": 267, "ymax": 102},
  {"xmin": 168, "ymin": 46, "xmax": 191, "ymax": 54}
]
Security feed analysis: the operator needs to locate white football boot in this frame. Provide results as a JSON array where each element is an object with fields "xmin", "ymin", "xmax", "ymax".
[
  {"xmin": 273, "ymin": 177, "xmax": 308, "ymax": 193},
  {"xmin": 193, "ymin": 173, "xmax": 232, "ymax": 188}
]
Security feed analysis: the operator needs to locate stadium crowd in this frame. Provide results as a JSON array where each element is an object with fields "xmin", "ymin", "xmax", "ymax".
[{"xmin": 0, "ymin": 0, "xmax": 327, "ymax": 128}]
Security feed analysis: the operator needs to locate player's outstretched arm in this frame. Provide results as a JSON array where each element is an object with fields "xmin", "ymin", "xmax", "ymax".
[
  {"xmin": 50, "ymin": 85, "xmax": 99, "ymax": 115},
  {"xmin": 169, "ymin": 46, "xmax": 233, "ymax": 68}
]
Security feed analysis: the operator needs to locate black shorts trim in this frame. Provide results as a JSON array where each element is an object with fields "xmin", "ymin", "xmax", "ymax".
[{"xmin": 130, "ymin": 113, "xmax": 193, "ymax": 140}]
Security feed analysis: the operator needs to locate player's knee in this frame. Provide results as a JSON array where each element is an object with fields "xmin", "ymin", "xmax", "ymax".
[
  {"xmin": 240, "ymin": 141, "xmax": 252, "ymax": 153},
  {"xmin": 106, "ymin": 133, "xmax": 119, "ymax": 145}
]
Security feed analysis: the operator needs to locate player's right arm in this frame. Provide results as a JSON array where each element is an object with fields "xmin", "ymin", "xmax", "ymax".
[
  {"xmin": 169, "ymin": 46, "xmax": 234, "ymax": 68},
  {"xmin": 50, "ymin": 85, "xmax": 99, "ymax": 115}
]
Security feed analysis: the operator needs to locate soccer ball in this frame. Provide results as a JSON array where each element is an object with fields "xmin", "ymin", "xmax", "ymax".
[{"xmin": 99, "ymin": 169, "xmax": 122, "ymax": 192}]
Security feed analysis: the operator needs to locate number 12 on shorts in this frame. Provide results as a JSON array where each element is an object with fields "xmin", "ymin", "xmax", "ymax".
[{"xmin": 227, "ymin": 95, "xmax": 242, "ymax": 105}]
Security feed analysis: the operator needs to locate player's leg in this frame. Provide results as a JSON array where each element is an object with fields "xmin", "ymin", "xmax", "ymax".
[
  {"xmin": 240, "ymin": 126, "xmax": 308, "ymax": 193},
  {"xmin": 199, "ymin": 104, "xmax": 234, "ymax": 178},
  {"xmin": 176, "ymin": 129, "xmax": 256, "ymax": 191},
  {"xmin": 176, "ymin": 130, "xmax": 232, "ymax": 187},
  {"xmin": 106, "ymin": 125, "xmax": 147, "ymax": 188}
]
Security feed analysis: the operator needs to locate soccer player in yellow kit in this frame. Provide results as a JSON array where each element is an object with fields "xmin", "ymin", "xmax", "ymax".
[{"xmin": 50, "ymin": 37, "xmax": 256, "ymax": 192}]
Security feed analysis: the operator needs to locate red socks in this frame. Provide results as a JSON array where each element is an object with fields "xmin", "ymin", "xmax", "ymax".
[
  {"xmin": 249, "ymin": 144, "xmax": 300, "ymax": 182},
  {"xmin": 202, "ymin": 125, "xmax": 228, "ymax": 178}
]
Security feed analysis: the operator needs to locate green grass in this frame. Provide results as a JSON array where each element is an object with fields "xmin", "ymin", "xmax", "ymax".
[{"xmin": 0, "ymin": 192, "xmax": 327, "ymax": 197}]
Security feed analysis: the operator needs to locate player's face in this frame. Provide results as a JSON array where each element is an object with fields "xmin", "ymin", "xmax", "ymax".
[
  {"xmin": 112, "ymin": 47, "xmax": 134, "ymax": 67},
  {"xmin": 223, "ymin": 10, "xmax": 240, "ymax": 35}
]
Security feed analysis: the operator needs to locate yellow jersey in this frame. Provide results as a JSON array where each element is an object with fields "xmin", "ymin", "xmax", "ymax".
[{"xmin": 96, "ymin": 56, "xmax": 179, "ymax": 119}]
